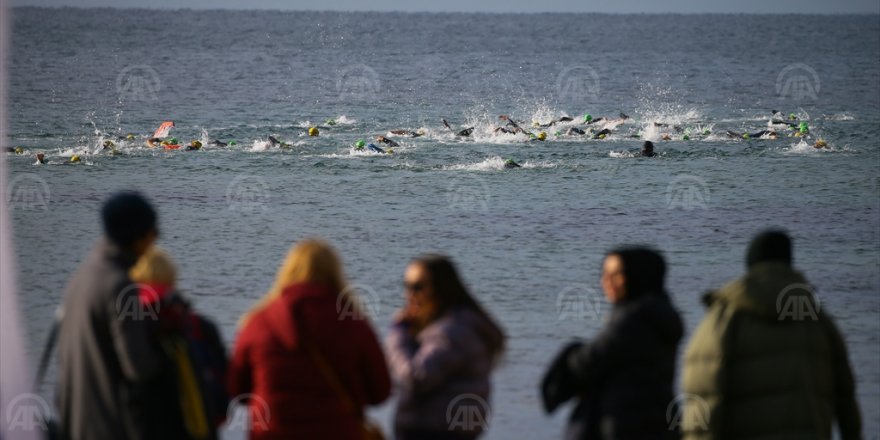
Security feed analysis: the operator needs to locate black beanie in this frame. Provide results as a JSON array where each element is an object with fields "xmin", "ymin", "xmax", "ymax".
[
  {"xmin": 101, "ymin": 191, "xmax": 157, "ymax": 247},
  {"xmin": 746, "ymin": 230, "xmax": 792, "ymax": 268}
]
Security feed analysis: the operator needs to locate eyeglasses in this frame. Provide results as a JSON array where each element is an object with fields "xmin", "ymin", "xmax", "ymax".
[{"xmin": 404, "ymin": 281, "xmax": 426, "ymax": 293}]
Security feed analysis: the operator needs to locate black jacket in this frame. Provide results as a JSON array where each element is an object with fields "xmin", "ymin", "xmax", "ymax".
[{"xmin": 544, "ymin": 293, "xmax": 683, "ymax": 440}]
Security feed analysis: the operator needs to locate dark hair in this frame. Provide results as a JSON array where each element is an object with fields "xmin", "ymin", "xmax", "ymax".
[
  {"xmin": 642, "ymin": 141, "xmax": 654, "ymax": 152},
  {"xmin": 746, "ymin": 229, "xmax": 792, "ymax": 268},
  {"xmin": 412, "ymin": 255, "xmax": 505, "ymax": 360},
  {"xmin": 607, "ymin": 247, "xmax": 667, "ymax": 302},
  {"xmin": 101, "ymin": 191, "xmax": 157, "ymax": 247}
]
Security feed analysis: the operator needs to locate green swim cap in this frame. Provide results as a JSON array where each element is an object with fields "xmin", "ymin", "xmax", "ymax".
[
  {"xmin": 683, "ymin": 134, "xmax": 690, "ymax": 140},
  {"xmin": 168, "ymin": 137, "xmax": 178, "ymax": 144},
  {"xmin": 789, "ymin": 113, "xmax": 796, "ymax": 120},
  {"xmin": 742, "ymin": 133, "xmax": 750, "ymax": 139},
  {"xmin": 356, "ymin": 139, "xmax": 365, "ymax": 149},
  {"xmin": 555, "ymin": 130, "xmax": 562, "ymax": 136},
  {"xmin": 326, "ymin": 119, "xmax": 336, "ymax": 126},
  {"xmin": 798, "ymin": 122, "xmax": 809, "ymax": 133},
  {"xmin": 703, "ymin": 129, "xmax": 711, "ymax": 135},
  {"xmin": 584, "ymin": 114, "xmax": 592, "ymax": 122},
  {"xmin": 229, "ymin": 140, "xmax": 237, "ymax": 145}
]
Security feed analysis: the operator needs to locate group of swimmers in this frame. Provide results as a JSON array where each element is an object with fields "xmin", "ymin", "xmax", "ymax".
[{"xmin": 4, "ymin": 109, "xmax": 831, "ymax": 165}]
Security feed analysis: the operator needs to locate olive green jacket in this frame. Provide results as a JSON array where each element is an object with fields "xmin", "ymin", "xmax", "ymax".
[{"xmin": 681, "ymin": 262, "xmax": 861, "ymax": 440}]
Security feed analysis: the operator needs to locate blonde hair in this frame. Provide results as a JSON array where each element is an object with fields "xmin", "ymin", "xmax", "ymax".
[
  {"xmin": 239, "ymin": 239, "xmax": 348, "ymax": 327},
  {"xmin": 130, "ymin": 246, "xmax": 177, "ymax": 286}
]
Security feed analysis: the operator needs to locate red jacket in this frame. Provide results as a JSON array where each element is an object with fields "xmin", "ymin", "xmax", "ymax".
[{"xmin": 228, "ymin": 283, "xmax": 391, "ymax": 440}]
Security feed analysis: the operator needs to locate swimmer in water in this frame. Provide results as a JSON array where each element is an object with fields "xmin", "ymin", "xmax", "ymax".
[
  {"xmin": 186, "ymin": 140, "xmax": 203, "ymax": 151},
  {"xmin": 36, "ymin": 153, "xmax": 48, "ymax": 164},
  {"xmin": 212, "ymin": 140, "xmax": 228, "ymax": 147},
  {"xmin": 640, "ymin": 141, "xmax": 657, "ymax": 157},
  {"xmin": 534, "ymin": 116, "xmax": 575, "ymax": 128},
  {"xmin": 390, "ymin": 129, "xmax": 426, "ymax": 138},
  {"xmin": 504, "ymin": 159, "xmax": 522, "ymax": 169},
  {"xmin": 725, "ymin": 130, "xmax": 778, "ymax": 140},
  {"xmin": 442, "ymin": 119, "xmax": 475, "ymax": 137},
  {"xmin": 366, "ymin": 143, "xmax": 386, "ymax": 154},
  {"xmin": 376, "ymin": 135, "xmax": 400, "ymax": 149},
  {"xmin": 268, "ymin": 135, "xmax": 291, "ymax": 148}
]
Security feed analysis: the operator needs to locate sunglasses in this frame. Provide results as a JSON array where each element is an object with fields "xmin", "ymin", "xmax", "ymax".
[{"xmin": 404, "ymin": 281, "xmax": 427, "ymax": 293}]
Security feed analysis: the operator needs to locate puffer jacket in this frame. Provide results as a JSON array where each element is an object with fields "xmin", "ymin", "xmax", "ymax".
[
  {"xmin": 681, "ymin": 262, "xmax": 862, "ymax": 440},
  {"xmin": 386, "ymin": 307, "xmax": 504, "ymax": 438}
]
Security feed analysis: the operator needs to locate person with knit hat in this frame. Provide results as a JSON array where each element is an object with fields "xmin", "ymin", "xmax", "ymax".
[
  {"xmin": 56, "ymin": 191, "xmax": 164, "ymax": 440},
  {"xmin": 681, "ymin": 229, "xmax": 862, "ymax": 440}
]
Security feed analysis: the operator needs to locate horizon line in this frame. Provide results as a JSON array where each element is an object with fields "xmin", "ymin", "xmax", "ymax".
[{"xmin": 9, "ymin": 5, "xmax": 880, "ymax": 15}]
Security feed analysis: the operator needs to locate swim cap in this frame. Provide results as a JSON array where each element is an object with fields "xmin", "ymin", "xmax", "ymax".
[
  {"xmin": 537, "ymin": 132, "xmax": 547, "ymax": 140},
  {"xmin": 815, "ymin": 139, "xmax": 828, "ymax": 148},
  {"xmin": 126, "ymin": 134, "xmax": 135, "ymax": 140},
  {"xmin": 584, "ymin": 114, "xmax": 592, "ymax": 123},
  {"xmin": 229, "ymin": 140, "xmax": 237, "ymax": 145},
  {"xmin": 703, "ymin": 129, "xmax": 711, "ymax": 135},
  {"xmin": 555, "ymin": 130, "xmax": 562, "ymax": 136},
  {"xmin": 168, "ymin": 138, "xmax": 178, "ymax": 144},
  {"xmin": 309, "ymin": 127, "xmax": 319, "ymax": 137},
  {"xmin": 14, "ymin": 147, "xmax": 23, "ymax": 154},
  {"xmin": 798, "ymin": 122, "xmax": 808, "ymax": 133},
  {"xmin": 70, "ymin": 155, "xmax": 81, "ymax": 163},
  {"xmin": 356, "ymin": 140, "xmax": 366, "ymax": 148},
  {"xmin": 682, "ymin": 134, "xmax": 690, "ymax": 140},
  {"xmin": 325, "ymin": 119, "xmax": 336, "ymax": 126},
  {"xmin": 789, "ymin": 113, "xmax": 796, "ymax": 120},
  {"xmin": 103, "ymin": 140, "xmax": 114, "ymax": 147},
  {"xmin": 190, "ymin": 140, "xmax": 203, "ymax": 148},
  {"xmin": 598, "ymin": 133, "xmax": 606, "ymax": 139},
  {"xmin": 742, "ymin": 133, "xmax": 750, "ymax": 139}
]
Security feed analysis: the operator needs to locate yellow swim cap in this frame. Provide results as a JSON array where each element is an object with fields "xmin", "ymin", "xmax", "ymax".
[
  {"xmin": 70, "ymin": 155, "xmax": 81, "ymax": 163},
  {"xmin": 308, "ymin": 127, "xmax": 319, "ymax": 137},
  {"xmin": 598, "ymin": 133, "xmax": 606, "ymax": 139},
  {"xmin": 191, "ymin": 140, "xmax": 203, "ymax": 148},
  {"xmin": 537, "ymin": 132, "xmax": 547, "ymax": 141}
]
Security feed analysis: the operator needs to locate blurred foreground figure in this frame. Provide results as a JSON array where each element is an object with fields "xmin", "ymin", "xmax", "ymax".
[
  {"xmin": 386, "ymin": 255, "xmax": 506, "ymax": 440},
  {"xmin": 229, "ymin": 239, "xmax": 390, "ymax": 439},
  {"xmin": 681, "ymin": 230, "xmax": 862, "ymax": 439},
  {"xmin": 56, "ymin": 192, "xmax": 162, "ymax": 440},
  {"xmin": 542, "ymin": 248, "xmax": 683, "ymax": 440}
]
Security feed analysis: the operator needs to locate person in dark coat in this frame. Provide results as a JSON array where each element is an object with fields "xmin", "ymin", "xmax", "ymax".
[
  {"xmin": 56, "ymin": 191, "xmax": 163, "ymax": 440},
  {"xmin": 542, "ymin": 247, "xmax": 683, "ymax": 440}
]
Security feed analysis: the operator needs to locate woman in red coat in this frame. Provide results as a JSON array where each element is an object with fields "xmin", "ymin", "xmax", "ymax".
[{"xmin": 228, "ymin": 239, "xmax": 391, "ymax": 439}]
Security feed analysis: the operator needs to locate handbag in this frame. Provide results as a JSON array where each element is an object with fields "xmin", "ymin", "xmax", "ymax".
[{"xmin": 304, "ymin": 342, "xmax": 385, "ymax": 440}]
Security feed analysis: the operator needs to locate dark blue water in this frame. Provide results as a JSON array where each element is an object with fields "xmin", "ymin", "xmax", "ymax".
[{"xmin": 6, "ymin": 8, "xmax": 880, "ymax": 438}]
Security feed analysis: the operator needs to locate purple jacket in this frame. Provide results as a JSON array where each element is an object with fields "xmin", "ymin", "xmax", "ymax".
[{"xmin": 386, "ymin": 307, "xmax": 503, "ymax": 437}]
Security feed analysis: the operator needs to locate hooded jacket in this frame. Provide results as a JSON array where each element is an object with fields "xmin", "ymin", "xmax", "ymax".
[
  {"xmin": 681, "ymin": 262, "xmax": 862, "ymax": 440},
  {"xmin": 386, "ymin": 307, "xmax": 504, "ymax": 437},
  {"xmin": 227, "ymin": 283, "xmax": 391, "ymax": 440},
  {"xmin": 56, "ymin": 239, "xmax": 162, "ymax": 440},
  {"xmin": 543, "ymin": 248, "xmax": 683, "ymax": 440}
]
